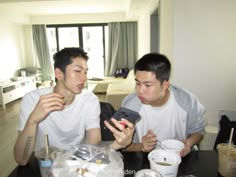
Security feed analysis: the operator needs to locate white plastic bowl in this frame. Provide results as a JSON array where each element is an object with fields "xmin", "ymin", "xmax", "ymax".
[
  {"xmin": 148, "ymin": 149, "xmax": 181, "ymax": 177},
  {"xmin": 161, "ymin": 139, "xmax": 185, "ymax": 154},
  {"xmin": 135, "ymin": 169, "xmax": 163, "ymax": 177}
]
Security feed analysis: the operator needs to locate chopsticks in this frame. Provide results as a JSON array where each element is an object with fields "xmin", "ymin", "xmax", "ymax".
[{"xmin": 45, "ymin": 134, "xmax": 49, "ymax": 160}]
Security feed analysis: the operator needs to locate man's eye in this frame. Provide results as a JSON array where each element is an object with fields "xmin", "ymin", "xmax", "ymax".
[
  {"xmin": 135, "ymin": 82, "xmax": 141, "ymax": 86},
  {"xmin": 145, "ymin": 84, "xmax": 151, "ymax": 87},
  {"xmin": 75, "ymin": 70, "xmax": 81, "ymax": 73}
]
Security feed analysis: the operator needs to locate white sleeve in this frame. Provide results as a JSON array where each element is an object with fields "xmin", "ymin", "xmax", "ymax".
[
  {"xmin": 85, "ymin": 95, "xmax": 101, "ymax": 130},
  {"xmin": 17, "ymin": 91, "xmax": 39, "ymax": 131}
]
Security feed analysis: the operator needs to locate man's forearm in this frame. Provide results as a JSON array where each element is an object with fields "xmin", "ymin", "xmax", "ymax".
[
  {"xmin": 122, "ymin": 143, "xmax": 144, "ymax": 152},
  {"xmin": 187, "ymin": 132, "xmax": 203, "ymax": 147},
  {"xmin": 14, "ymin": 118, "xmax": 37, "ymax": 166}
]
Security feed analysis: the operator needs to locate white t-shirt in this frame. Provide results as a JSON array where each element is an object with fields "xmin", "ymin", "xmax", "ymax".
[
  {"xmin": 17, "ymin": 87, "xmax": 101, "ymax": 150},
  {"xmin": 122, "ymin": 85, "xmax": 205, "ymax": 144},
  {"xmin": 134, "ymin": 90, "xmax": 187, "ymax": 143}
]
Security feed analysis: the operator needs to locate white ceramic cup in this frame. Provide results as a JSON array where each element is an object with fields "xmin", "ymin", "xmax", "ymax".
[{"xmin": 148, "ymin": 149, "xmax": 181, "ymax": 177}]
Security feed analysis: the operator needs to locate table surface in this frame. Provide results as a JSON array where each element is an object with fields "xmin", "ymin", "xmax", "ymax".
[{"xmin": 8, "ymin": 150, "xmax": 223, "ymax": 177}]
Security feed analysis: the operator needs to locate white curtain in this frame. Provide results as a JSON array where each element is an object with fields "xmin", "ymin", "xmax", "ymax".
[
  {"xmin": 32, "ymin": 24, "xmax": 54, "ymax": 81},
  {"xmin": 105, "ymin": 22, "xmax": 138, "ymax": 76}
]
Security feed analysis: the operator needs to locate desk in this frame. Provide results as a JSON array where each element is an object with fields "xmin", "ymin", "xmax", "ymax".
[{"xmin": 8, "ymin": 151, "xmax": 223, "ymax": 177}]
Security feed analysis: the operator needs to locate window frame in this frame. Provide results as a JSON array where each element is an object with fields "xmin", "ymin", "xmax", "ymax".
[{"xmin": 46, "ymin": 23, "xmax": 108, "ymax": 77}]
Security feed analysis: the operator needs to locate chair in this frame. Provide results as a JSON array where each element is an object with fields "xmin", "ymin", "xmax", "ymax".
[
  {"xmin": 99, "ymin": 102, "xmax": 116, "ymax": 141},
  {"xmin": 213, "ymin": 114, "xmax": 236, "ymax": 150}
]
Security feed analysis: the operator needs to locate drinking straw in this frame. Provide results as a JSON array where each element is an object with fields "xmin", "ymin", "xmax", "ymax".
[
  {"xmin": 228, "ymin": 128, "xmax": 234, "ymax": 155},
  {"xmin": 45, "ymin": 134, "xmax": 49, "ymax": 159}
]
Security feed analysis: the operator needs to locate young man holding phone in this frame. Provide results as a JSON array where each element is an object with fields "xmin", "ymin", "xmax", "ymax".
[{"xmin": 121, "ymin": 53, "xmax": 205, "ymax": 157}]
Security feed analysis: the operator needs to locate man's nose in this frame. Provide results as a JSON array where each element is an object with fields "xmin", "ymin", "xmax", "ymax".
[
  {"xmin": 81, "ymin": 73, "xmax": 87, "ymax": 81},
  {"xmin": 137, "ymin": 84, "xmax": 145, "ymax": 93}
]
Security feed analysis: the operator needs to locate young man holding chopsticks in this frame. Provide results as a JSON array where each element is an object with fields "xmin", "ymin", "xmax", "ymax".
[{"xmin": 14, "ymin": 47, "xmax": 134, "ymax": 166}]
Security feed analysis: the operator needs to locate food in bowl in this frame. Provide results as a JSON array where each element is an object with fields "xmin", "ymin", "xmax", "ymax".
[{"xmin": 156, "ymin": 162, "xmax": 173, "ymax": 166}]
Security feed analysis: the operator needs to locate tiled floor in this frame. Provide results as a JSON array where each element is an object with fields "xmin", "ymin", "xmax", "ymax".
[{"xmin": 0, "ymin": 99, "xmax": 20, "ymax": 177}]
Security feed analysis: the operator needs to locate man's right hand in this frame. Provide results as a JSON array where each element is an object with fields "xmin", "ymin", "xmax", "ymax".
[
  {"xmin": 141, "ymin": 130, "xmax": 157, "ymax": 152},
  {"xmin": 29, "ymin": 93, "xmax": 65, "ymax": 124},
  {"xmin": 105, "ymin": 118, "xmax": 134, "ymax": 150},
  {"xmin": 14, "ymin": 93, "xmax": 65, "ymax": 166}
]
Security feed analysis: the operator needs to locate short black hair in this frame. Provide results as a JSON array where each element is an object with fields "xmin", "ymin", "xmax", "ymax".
[
  {"xmin": 53, "ymin": 47, "xmax": 88, "ymax": 73},
  {"xmin": 134, "ymin": 53, "xmax": 171, "ymax": 84}
]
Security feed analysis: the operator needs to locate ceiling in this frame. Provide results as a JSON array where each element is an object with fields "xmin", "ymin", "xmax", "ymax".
[{"xmin": 0, "ymin": 0, "xmax": 147, "ymax": 18}]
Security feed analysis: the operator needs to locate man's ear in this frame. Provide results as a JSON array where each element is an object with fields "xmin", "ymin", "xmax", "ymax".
[
  {"xmin": 54, "ymin": 68, "xmax": 64, "ymax": 81},
  {"xmin": 162, "ymin": 80, "xmax": 170, "ymax": 90}
]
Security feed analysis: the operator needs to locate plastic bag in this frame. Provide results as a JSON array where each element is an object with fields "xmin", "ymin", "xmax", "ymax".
[
  {"xmin": 50, "ymin": 144, "xmax": 124, "ymax": 177},
  {"xmin": 72, "ymin": 144, "xmax": 111, "ymax": 163}
]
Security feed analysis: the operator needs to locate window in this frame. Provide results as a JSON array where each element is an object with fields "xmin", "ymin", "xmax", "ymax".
[
  {"xmin": 46, "ymin": 24, "xmax": 108, "ymax": 78},
  {"xmin": 47, "ymin": 28, "xmax": 57, "ymax": 59},
  {"xmin": 58, "ymin": 27, "xmax": 79, "ymax": 50}
]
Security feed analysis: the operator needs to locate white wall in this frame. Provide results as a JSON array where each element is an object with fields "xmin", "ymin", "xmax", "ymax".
[
  {"xmin": 0, "ymin": 17, "xmax": 26, "ymax": 82},
  {"xmin": 164, "ymin": 0, "xmax": 236, "ymax": 127},
  {"xmin": 31, "ymin": 12, "xmax": 128, "ymax": 24},
  {"xmin": 138, "ymin": 12, "xmax": 151, "ymax": 58},
  {"xmin": 23, "ymin": 25, "xmax": 36, "ymax": 67},
  {"xmin": 137, "ymin": 0, "xmax": 159, "ymax": 58},
  {"xmin": 159, "ymin": 0, "xmax": 174, "ymax": 62}
]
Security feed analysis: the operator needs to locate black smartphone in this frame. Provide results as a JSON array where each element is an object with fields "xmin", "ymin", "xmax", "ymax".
[{"xmin": 111, "ymin": 107, "xmax": 141, "ymax": 125}]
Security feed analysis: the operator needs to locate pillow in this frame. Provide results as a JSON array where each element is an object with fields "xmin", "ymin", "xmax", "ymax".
[{"xmin": 213, "ymin": 115, "xmax": 236, "ymax": 150}]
